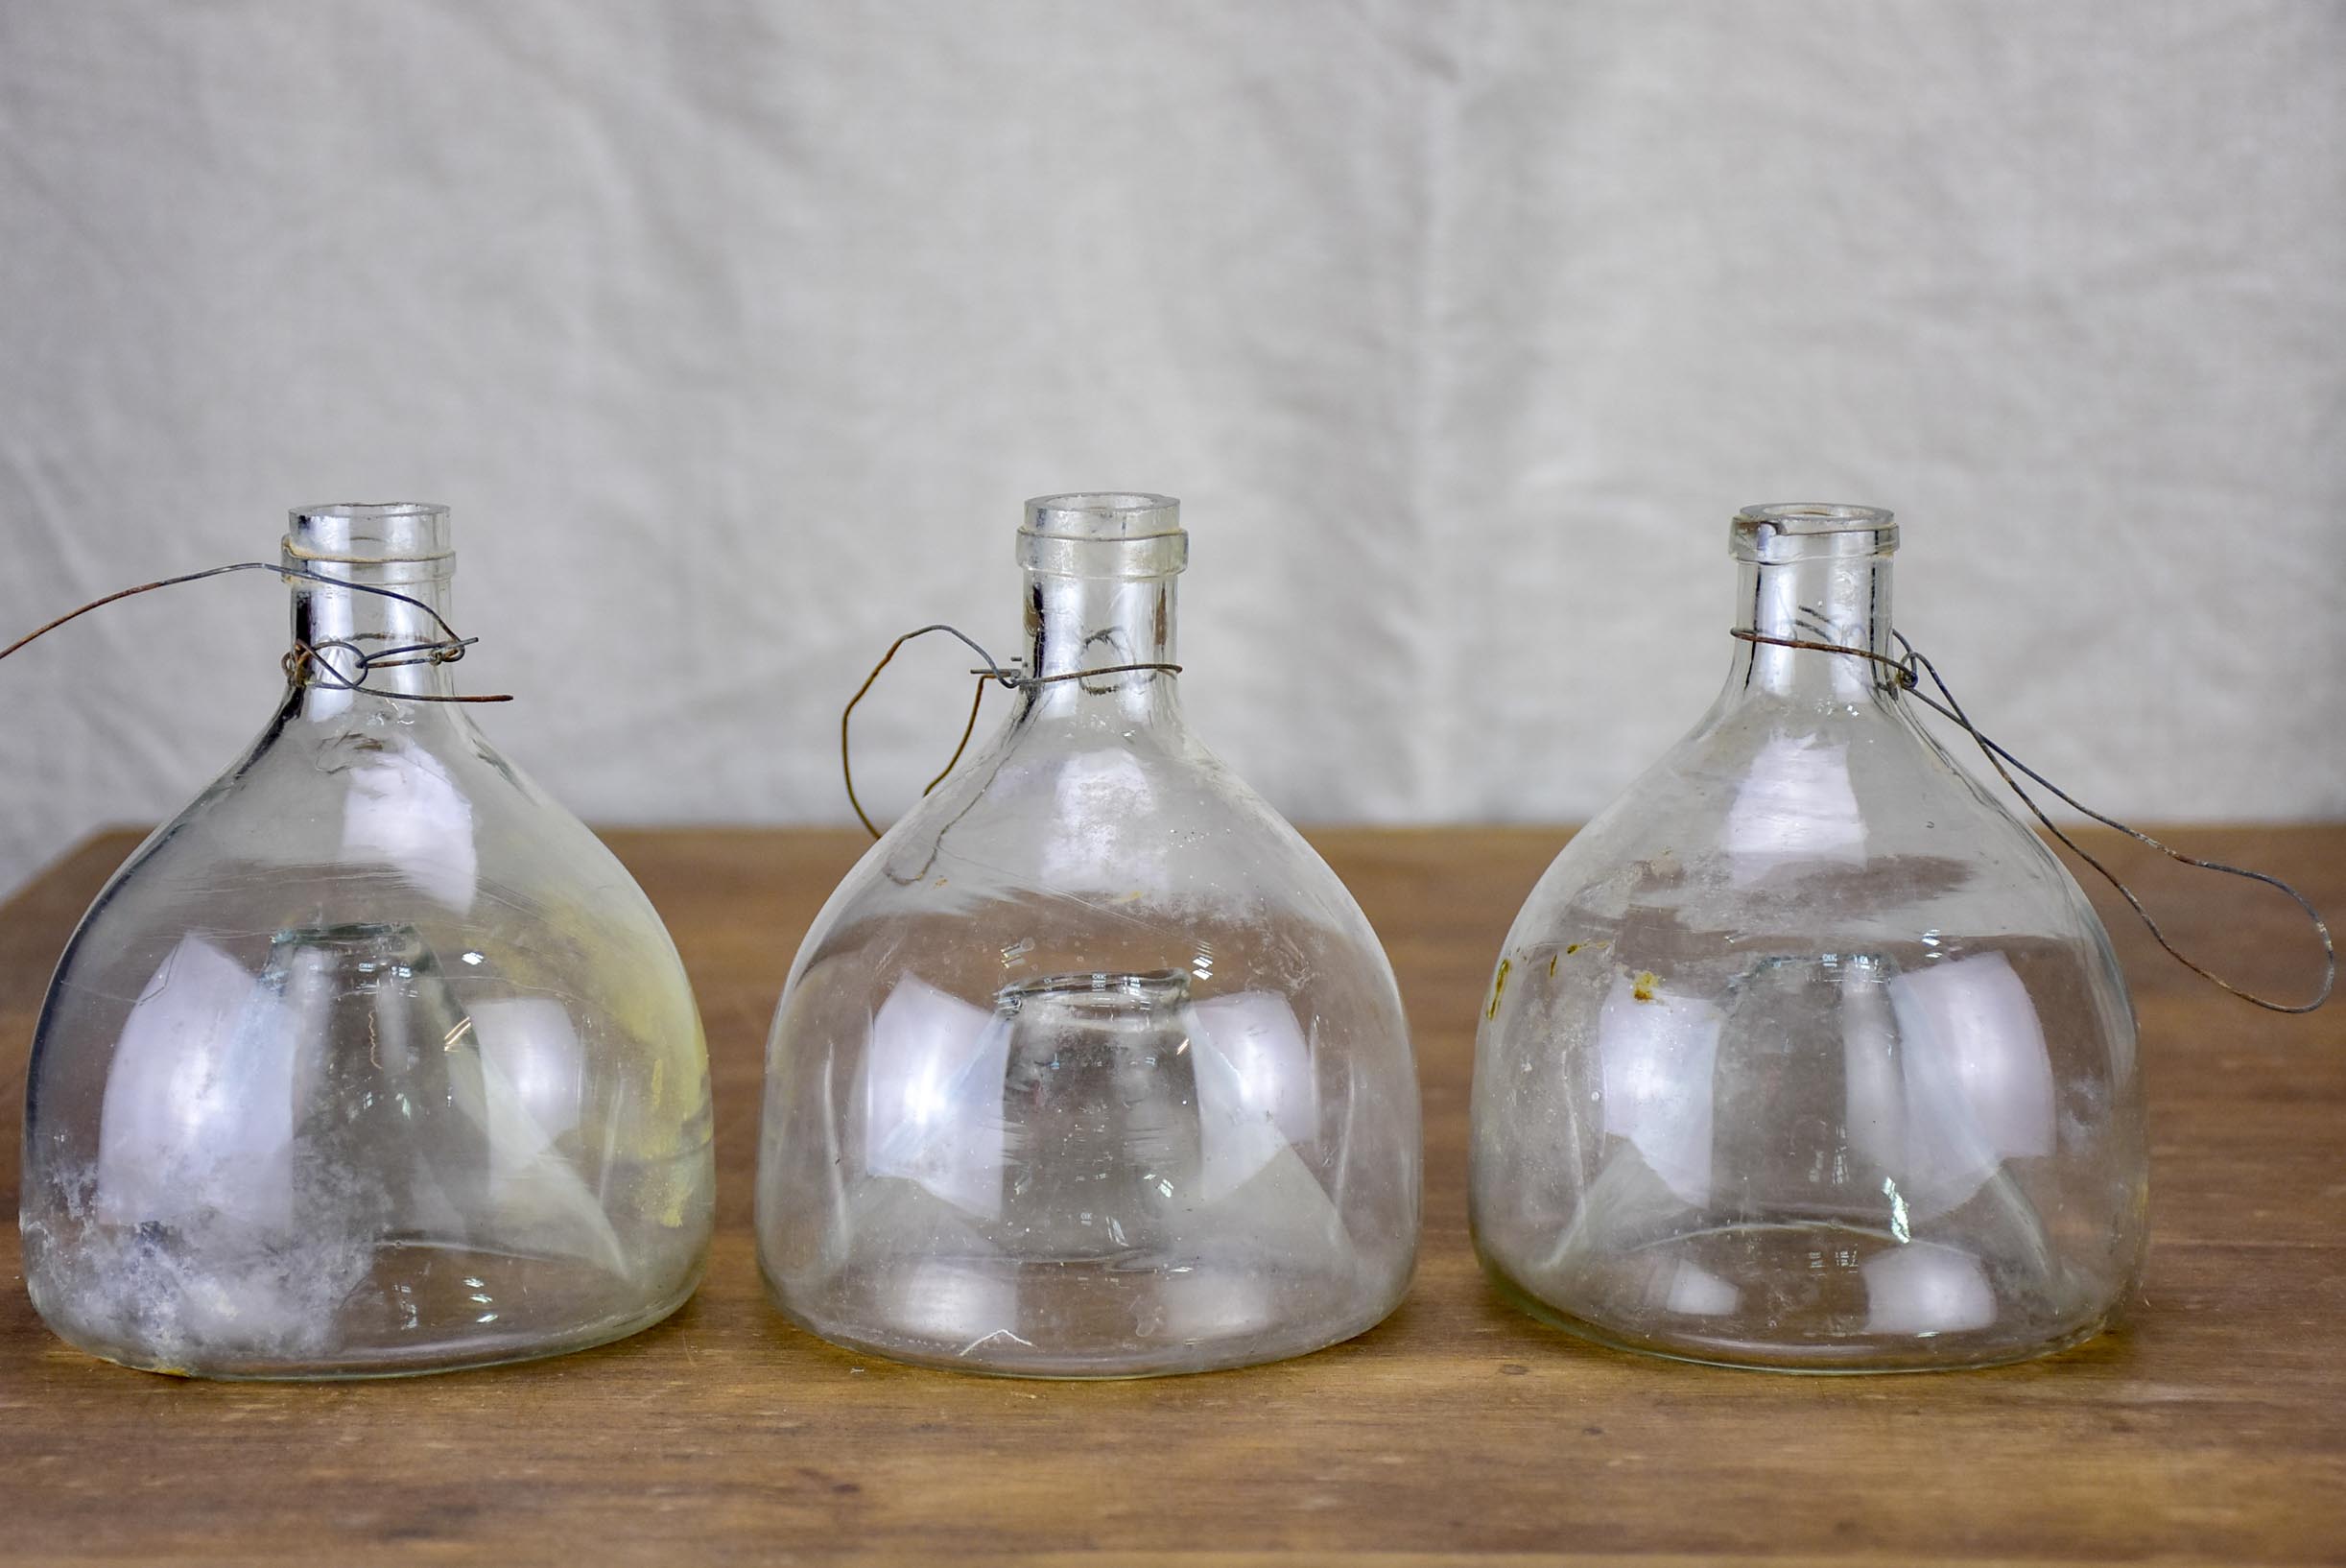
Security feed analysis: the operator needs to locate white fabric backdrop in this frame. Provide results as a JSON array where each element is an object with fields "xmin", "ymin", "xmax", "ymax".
[{"xmin": 1, "ymin": 1, "xmax": 2340, "ymax": 897}]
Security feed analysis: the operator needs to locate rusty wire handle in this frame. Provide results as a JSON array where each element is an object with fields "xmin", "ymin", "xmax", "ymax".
[
  {"xmin": 1733, "ymin": 626, "xmax": 2334, "ymax": 1014},
  {"xmin": 840, "ymin": 622, "xmax": 1181, "ymax": 840},
  {"xmin": 840, "ymin": 625, "xmax": 1019, "ymax": 839}
]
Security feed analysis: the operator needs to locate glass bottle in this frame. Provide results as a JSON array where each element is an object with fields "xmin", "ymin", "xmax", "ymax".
[
  {"xmin": 758, "ymin": 492, "xmax": 1420, "ymax": 1377},
  {"xmin": 20, "ymin": 504, "xmax": 716, "ymax": 1378},
  {"xmin": 1471, "ymin": 503, "xmax": 2145, "ymax": 1371}
]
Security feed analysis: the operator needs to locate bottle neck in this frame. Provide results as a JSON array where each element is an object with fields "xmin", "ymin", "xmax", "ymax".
[
  {"xmin": 1724, "ymin": 550, "xmax": 1898, "ymax": 707},
  {"xmin": 288, "ymin": 563, "xmax": 461, "ymax": 718},
  {"xmin": 1021, "ymin": 569, "xmax": 1180, "ymax": 722}
]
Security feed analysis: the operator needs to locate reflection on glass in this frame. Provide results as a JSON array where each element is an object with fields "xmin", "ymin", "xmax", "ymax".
[
  {"xmin": 1862, "ymin": 952, "xmax": 2057, "ymax": 1220},
  {"xmin": 1190, "ymin": 990, "xmax": 1317, "ymax": 1200},
  {"xmin": 863, "ymin": 976, "xmax": 1005, "ymax": 1218},
  {"xmin": 340, "ymin": 739, "xmax": 479, "ymax": 911},
  {"xmin": 1724, "ymin": 733, "xmax": 1867, "ymax": 886},
  {"xmin": 1660, "ymin": 1260, "xmax": 1741, "ymax": 1318},
  {"xmin": 98, "ymin": 936, "xmax": 296, "ymax": 1231},
  {"xmin": 1595, "ymin": 972, "xmax": 1721, "ymax": 1206},
  {"xmin": 1862, "ymin": 1242, "xmax": 1999, "ymax": 1336}
]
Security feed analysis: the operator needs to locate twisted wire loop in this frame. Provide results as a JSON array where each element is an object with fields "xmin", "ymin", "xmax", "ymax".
[
  {"xmin": 1732, "ymin": 625, "xmax": 2335, "ymax": 1013},
  {"xmin": 0, "ymin": 561, "xmax": 512, "ymax": 702},
  {"xmin": 841, "ymin": 622, "xmax": 1182, "ymax": 839}
]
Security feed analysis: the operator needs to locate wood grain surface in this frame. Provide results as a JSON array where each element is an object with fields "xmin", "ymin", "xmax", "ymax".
[{"xmin": 2, "ymin": 825, "xmax": 2340, "ymax": 1567}]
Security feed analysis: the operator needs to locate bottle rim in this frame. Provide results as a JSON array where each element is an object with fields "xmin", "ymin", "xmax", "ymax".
[
  {"xmin": 1735, "ymin": 502, "xmax": 1893, "ymax": 534},
  {"xmin": 286, "ymin": 502, "xmax": 454, "ymax": 564},
  {"xmin": 1022, "ymin": 492, "xmax": 1182, "ymax": 541},
  {"xmin": 1732, "ymin": 502, "xmax": 1897, "ymax": 560},
  {"xmin": 1019, "ymin": 493, "xmax": 1187, "ymax": 578}
]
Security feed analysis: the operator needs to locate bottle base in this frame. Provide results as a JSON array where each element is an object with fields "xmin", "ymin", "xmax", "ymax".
[
  {"xmin": 762, "ymin": 1253, "xmax": 1406, "ymax": 1379},
  {"xmin": 1479, "ymin": 1224, "xmax": 2123, "ymax": 1374},
  {"xmin": 33, "ymin": 1241, "xmax": 705, "ymax": 1381}
]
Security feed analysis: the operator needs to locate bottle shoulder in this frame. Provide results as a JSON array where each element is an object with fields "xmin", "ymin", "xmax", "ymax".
[
  {"xmin": 41, "ymin": 701, "xmax": 691, "ymax": 1026},
  {"xmin": 865, "ymin": 713, "xmax": 1353, "ymax": 898},
  {"xmin": 1508, "ymin": 695, "xmax": 2111, "ymax": 951},
  {"xmin": 781, "ymin": 711, "xmax": 1400, "ymax": 1014}
]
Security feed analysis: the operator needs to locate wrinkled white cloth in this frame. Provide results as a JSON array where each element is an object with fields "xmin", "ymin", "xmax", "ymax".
[{"xmin": 1, "ymin": 1, "xmax": 2339, "ymax": 897}]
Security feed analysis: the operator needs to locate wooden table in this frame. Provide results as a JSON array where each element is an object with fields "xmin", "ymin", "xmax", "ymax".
[{"xmin": 3, "ymin": 826, "xmax": 2341, "ymax": 1567}]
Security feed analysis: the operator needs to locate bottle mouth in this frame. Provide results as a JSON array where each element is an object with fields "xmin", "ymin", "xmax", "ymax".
[
  {"xmin": 286, "ymin": 503, "xmax": 454, "ymax": 565},
  {"xmin": 1019, "ymin": 493, "xmax": 1187, "ymax": 578},
  {"xmin": 1731, "ymin": 502, "xmax": 1897, "ymax": 561}
]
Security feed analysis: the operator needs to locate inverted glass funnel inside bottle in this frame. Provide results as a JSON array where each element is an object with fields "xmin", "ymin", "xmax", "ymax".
[
  {"xmin": 1469, "ymin": 503, "xmax": 2146, "ymax": 1371},
  {"xmin": 758, "ymin": 493, "xmax": 1420, "ymax": 1377},
  {"xmin": 20, "ymin": 504, "xmax": 716, "ymax": 1377}
]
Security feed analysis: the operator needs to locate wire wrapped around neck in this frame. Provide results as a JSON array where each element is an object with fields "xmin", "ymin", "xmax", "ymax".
[
  {"xmin": 1731, "ymin": 624, "xmax": 2334, "ymax": 1014},
  {"xmin": 0, "ymin": 561, "xmax": 510, "ymax": 703},
  {"xmin": 841, "ymin": 622, "xmax": 1181, "ymax": 839}
]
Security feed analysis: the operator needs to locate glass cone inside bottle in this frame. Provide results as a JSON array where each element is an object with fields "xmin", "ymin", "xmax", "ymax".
[
  {"xmin": 21, "ymin": 504, "xmax": 714, "ymax": 1377},
  {"xmin": 758, "ymin": 493, "xmax": 1419, "ymax": 1377},
  {"xmin": 1470, "ymin": 504, "xmax": 2145, "ymax": 1371},
  {"xmin": 991, "ymin": 971, "xmax": 1205, "ymax": 1258}
]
